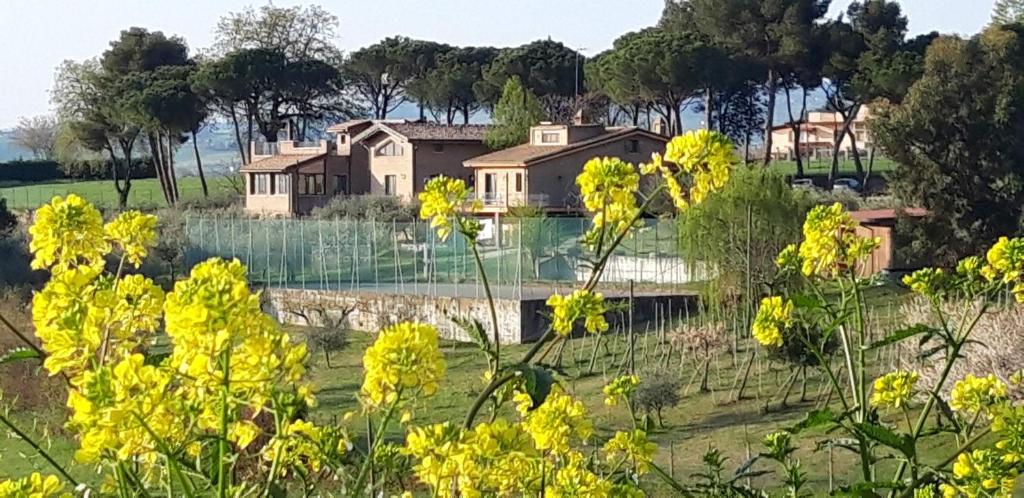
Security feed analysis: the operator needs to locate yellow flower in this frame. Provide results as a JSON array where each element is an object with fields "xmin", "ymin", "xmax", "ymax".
[
  {"xmin": 775, "ymin": 243, "xmax": 801, "ymax": 272},
  {"xmin": 520, "ymin": 388, "xmax": 592, "ymax": 455},
  {"xmin": 762, "ymin": 430, "xmax": 793, "ymax": 459},
  {"xmin": 870, "ymin": 370, "xmax": 919, "ymax": 410},
  {"xmin": 262, "ymin": 419, "xmax": 347, "ymax": 475},
  {"xmin": 104, "ymin": 210, "xmax": 158, "ymax": 268},
  {"xmin": 943, "ymin": 449, "xmax": 1018, "ymax": 498},
  {"xmin": 576, "ymin": 157, "xmax": 641, "ymax": 246},
  {"xmin": 418, "ymin": 176, "xmax": 478, "ymax": 241},
  {"xmin": 983, "ymin": 237, "xmax": 1024, "ymax": 301},
  {"xmin": 797, "ymin": 203, "xmax": 879, "ymax": 278},
  {"xmin": 903, "ymin": 268, "xmax": 947, "ymax": 297},
  {"xmin": 603, "ymin": 430, "xmax": 657, "ymax": 475},
  {"xmin": 546, "ymin": 290, "xmax": 608, "ymax": 336},
  {"xmin": 603, "ymin": 375, "xmax": 639, "ymax": 406},
  {"xmin": 0, "ymin": 473, "xmax": 70, "ymax": 498},
  {"xmin": 751, "ymin": 296, "xmax": 793, "ymax": 348},
  {"xmin": 658, "ymin": 129, "xmax": 735, "ymax": 206},
  {"xmin": 950, "ymin": 374, "xmax": 1008, "ymax": 416},
  {"xmin": 545, "ymin": 451, "xmax": 615, "ymax": 498},
  {"xmin": 361, "ymin": 322, "xmax": 446, "ymax": 409},
  {"xmin": 28, "ymin": 194, "xmax": 109, "ymax": 273}
]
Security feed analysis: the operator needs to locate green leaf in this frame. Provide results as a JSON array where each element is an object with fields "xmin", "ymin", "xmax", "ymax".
[
  {"xmin": 515, "ymin": 364, "xmax": 555, "ymax": 411},
  {"xmin": 831, "ymin": 480, "xmax": 903, "ymax": 497},
  {"xmin": 787, "ymin": 408, "xmax": 839, "ymax": 434},
  {"xmin": 450, "ymin": 315, "xmax": 494, "ymax": 361},
  {"xmin": 865, "ymin": 324, "xmax": 937, "ymax": 351},
  {"xmin": 853, "ymin": 422, "xmax": 915, "ymax": 459},
  {"xmin": 0, "ymin": 348, "xmax": 41, "ymax": 365}
]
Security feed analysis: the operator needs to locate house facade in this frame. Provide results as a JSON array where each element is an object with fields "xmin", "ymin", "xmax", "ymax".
[
  {"xmin": 463, "ymin": 123, "xmax": 669, "ymax": 214},
  {"xmin": 242, "ymin": 120, "xmax": 490, "ymax": 216},
  {"xmin": 770, "ymin": 106, "xmax": 873, "ymax": 161}
]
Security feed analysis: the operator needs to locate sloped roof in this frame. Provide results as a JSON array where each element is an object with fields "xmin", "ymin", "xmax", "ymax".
[
  {"xmin": 240, "ymin": 153, "xmax": 325, "ymax": 172},
  {"xmin": 850, "ymin": 208, "xmax": 929, "ymax": 223},
  {"xmin": 383, "ymin": 122, "xmax": 490, "ymax": 141},
  {"xmin": 464, "ymin": 128, "xmax": 667, "ymax": 167}
]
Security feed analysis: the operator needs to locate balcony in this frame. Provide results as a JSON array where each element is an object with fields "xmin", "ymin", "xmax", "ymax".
[
  {"xmin": 250, "ymin": 140, "xmax": 331, "ymax": 161},
  {"xmin": 477, "ymin": 193, "xmax": 573, "ymax": 212}
]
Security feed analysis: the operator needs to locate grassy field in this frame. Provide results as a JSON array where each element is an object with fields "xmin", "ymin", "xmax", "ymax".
[
  {"xmin": 6, "ymin": 281, "xmax": 1007, "ymax": 495},
  {"xmin": 0, "ymin": 176, "xmax": 240, "ymax": 210},
  {"xmin": 769, "ymin": 157, "xmax": 898, "ymax": 177}
]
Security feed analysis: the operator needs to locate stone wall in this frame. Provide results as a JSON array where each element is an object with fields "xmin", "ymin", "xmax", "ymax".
[{"xmin": 264, "ymin": 288, "xmax": 699, "ymax": 344}]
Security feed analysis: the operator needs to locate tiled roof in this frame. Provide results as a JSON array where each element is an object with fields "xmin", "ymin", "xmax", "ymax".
[
  {"xmin": 465, "ymin": 128, "xmax": 666, "ymax": 167},
  {"xmin": 240, "ymin": 153, "xmax": 325, "ymax": 172},
  {"xmin": 382, "ymin": 122, "xmax": 490, "ymax": 141},
  {"xmin": 325, "ymin": 119, "xmax": 374, "ymax": 133}
]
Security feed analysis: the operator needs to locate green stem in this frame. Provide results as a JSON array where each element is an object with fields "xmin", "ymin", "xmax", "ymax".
[
  {"xmin": 0, "ymin": 412, "xmax": 78, "ymax": 486},
  {"xmin": 464, "ymin": 226, "xmax": 500, "ymax": 374},
  {"xmin": 352, "ymin": 395, "xmax": 401, "ymax": 496},
  {"xmin": 216, "ymin": 348, "xmax": 231, "ymax": 498},
  {"xmin": 895, "ymin": 427, "xmax": 992, "ymax": 498},
  {"xmin": 0, "ymin": 311, "xmax": 46, "ymax": 360}
]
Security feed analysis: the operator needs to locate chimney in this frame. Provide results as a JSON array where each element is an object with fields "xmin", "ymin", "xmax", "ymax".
[
  {"xmin": 652, "ymin": 116, "xmax": 669, "ymax": 136},
  {"xmin": 573, "ymin": 109, "xmax": 585, "ymax": 126}
]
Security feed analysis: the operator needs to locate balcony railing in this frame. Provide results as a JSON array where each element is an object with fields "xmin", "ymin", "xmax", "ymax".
[
  {"xmin": 252, "ymin": 142, "xmax": 280, "ymax": 157},
  {"xmin": 478, "ymin": 193, "xmax": 560, "ymax": 208}
]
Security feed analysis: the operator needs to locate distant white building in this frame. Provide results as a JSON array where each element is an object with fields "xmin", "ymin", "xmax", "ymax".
[{"xmin": 770, "ymin": 106, "xmax": 873, "ymax": 161}]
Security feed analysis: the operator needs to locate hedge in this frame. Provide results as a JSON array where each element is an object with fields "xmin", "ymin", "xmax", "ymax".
[{"xmin": 0, "ymin": 159, "xmax": 157, "ymax": 183}]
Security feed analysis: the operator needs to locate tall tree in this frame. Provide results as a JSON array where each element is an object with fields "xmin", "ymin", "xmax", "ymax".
[
  {"xmin": 214, "ymin": 3, "xmax": 342, "ymax": 63},
  {"xmin": 484, "ymin": 77, "xmax": 544, "ymax": 150},
  {"xmin": 343, "ymin": 37, "xmax": 446, "ymax": 119},
  {"xmin": 11, "ymin": 115, "xmax": 59, "ymax": 160},
  {"xmin": 993, "ymin": 0, "xmax": 1024, "ymax": 25},
  {"xmin": 407, "ymin": 46, "xmax": 497, "ymax": 124},
  {"xmin": 689, "ymin": 0, "xmax": 831, "ymax": 165},
  {"xmin": 52, "ymin": 59, "xmax": 140, "ymax": 208},
  {"xmin": 873, "ymin": 26, "xmax": 1024, "ymax": 264},
  {"xmin": 479, "ymin": 40, "xmax": 582, "ymax": 121}
]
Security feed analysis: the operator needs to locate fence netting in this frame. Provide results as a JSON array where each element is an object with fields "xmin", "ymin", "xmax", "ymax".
[{"xmin": 183, "ymin": 216, "xmax": 703, "ymax": 298}]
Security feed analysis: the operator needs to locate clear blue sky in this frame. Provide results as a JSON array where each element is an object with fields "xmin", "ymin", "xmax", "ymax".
[{"xmin": 0, "ymin": 0, "xmax": 996, "ymax": 128}]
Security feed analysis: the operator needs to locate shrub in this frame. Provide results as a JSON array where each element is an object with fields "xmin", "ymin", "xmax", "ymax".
[
  {"xmin": 310, "ymin": 195, "xmax": 418, "ymax": 221},
  {"xmin": 634, "ymin": 372, "xmax": 682, "ymax": 427}
]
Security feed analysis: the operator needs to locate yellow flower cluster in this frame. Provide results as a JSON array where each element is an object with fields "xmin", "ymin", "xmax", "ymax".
[
  {"xmin": 418, "ymin": 176, "xmax": 481, "ymax": 241},
  {"xmin": 67, "ymin": 353, "xmax": 184, "ymax": 464},
  {"xmin": 903, "ymin": 268, "xmax": 947, "ymax": 298},
  {"xmin": 577, "ymin": 157, "xmax": 640, "ymax": 245},
  {"xmin": 164, "ymin": 258, "xmax": 311, "ymax": 444},
  {"xmin": 104, "ymin": 210, "xmax": 158, "ymax": 268},
  {"xmin": 776, "ymin": 244, "xmax": 801, "ymax": 273},
  {"xmin": 545, "ymin": 451, "xmax": 613, "ymax": 498},
  {"xmin": 405, "ymin": 420, "xmax": 538, "ymax": 497},
  {"xmin": 546, "ymin": 290, "xmax": 609, "ymax": 336},
  {"xmin": 603, "ymin": 375, "xmax": 639, "ymax": 406},
  {"xmin": 797, "ymin": 203, "xmax": 880, "ymax": 278},
  {"xmin": 28, "ymin": 194, "xmax": 109, "ymax": 272},
  {"xmin": 361, "ymin": 322, "xmax": 446, "ymax": 409},
  {"xmin": 870, "ymin": 370, "xmax": 919, "ymax": 410},
  {"xmin": 982, "ymin": 236, "xmax": 1024, "ymax": 301},
  {"xmin": 762, "ymin": 430, "xmax": 793, "ymax": 459},
  {"xmin": 0, "ymin": 473, "xmax": 69, "ymax": 498},
  {"xmin": 950, "ymin": 374, "xmax": 1009, "ymax": 416},
  {"xmin": 262, "ymin": 419, "xmax": 348, "ymax": 476},
  {"xmin": 520, "ymin": 388, "xmax": 593, "ymax": 455},
  {"xmin": 751, "ymin": 296, "xmax": 793, "ymax": 347},
  {"xmin": 641, "ymin": 130, "xmax": 735, "ymax": 210},
  {"xmin": 31, "ymin": 267, "xmax": 165, "ymax": 378},
  {"xmin": 940, "ymin": 449, "xmax": 1019, "ymax": 498},
  {"xmin": 603, "ymin": 429, "xmax": 657, "ymax": 475}
]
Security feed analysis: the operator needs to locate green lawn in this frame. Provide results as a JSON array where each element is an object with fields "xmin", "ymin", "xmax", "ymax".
[
  {"xmin": 770, "ymin": 157, "xmax": 898, "ymax": 177},
  {"xmin": 0, "ymin": 176, "xmax": 239, "ymax": 210}
]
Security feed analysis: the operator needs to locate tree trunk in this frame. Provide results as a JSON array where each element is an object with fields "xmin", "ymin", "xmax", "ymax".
[
  {"xmin": 700, "ymin": 357, "xmax": 711, "ymax": 392},
  {"xmin": 121, "ymin": 141, "xmax": 134, "ymax": 209},
  {"xmin": 846, "ymin": 125, "xmax": 864, "ymax": 176},
  {"xmin": 864, "ymin": 146, "xmax": 876, "ymax": 187},
  {"xmin": 827, "ymin": 104, "xmax": 860, "ymax": 186},
  {"xmin": 784, "ymin": 86, "xmax": 804, "ymax": 177},
  {"xmin": 462, "ymin": 107, "xmax": 470, "ymax": 125},
  {"xmin": 164, "ymin": 133, "xmax": 180, "ymax": 204},
  {"xmin": 704, "ymin": 87, "xmax": 714, "ymax": 130},
  {"xmin": 762, "ymin": 69, "xmax": 777, "ymax": 166},
  {"xmin": 149, "ymin": 133, "xmax": 171, "ymax": 204},
  {"xmin": 229, "ymin": 107, "xmax": 248, "ymax": 165},
  {"xmin": 192, "ymin": 130, "xmax": 209, "ymax": 197}
]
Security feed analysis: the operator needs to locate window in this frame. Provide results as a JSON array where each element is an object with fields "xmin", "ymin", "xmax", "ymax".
[
  {"xmin": 515, "ymin": 173, "xmax": 523, "ymax": 192},
  {"xmin": 275, "ymin": 174, "xmax": 291, "ymax": 195},
  {"xmin": 384, "ymin": 175, "xmax": 397, "ymax": 196},
  {"xmin": 432, "ymin": 143, "xmax": 445, "ymax": 153},
  {"xmin": 253, "ymin": 174, "xmax": 270, "ymax": 195},
  {"xmin": 334, "ymin": 174, "xmax": 348, "ymax": 195},
  {"xmin": 376, "ymin": 140, "xmax": 403, "ymax": 157},
  {"xmin": 626, "ymin": 139, "xmax": 640, "ymax": 154},
  {"xmin": 339, "ymin": 134, "xmax": 347, "ymax": 144},
  {"xmin": 298, "ymin": 174, "xmax": 325, "ymax": 195},
  {"xmin": 541, "ymin": 132, "xmax": 560, "ymax": 144}
]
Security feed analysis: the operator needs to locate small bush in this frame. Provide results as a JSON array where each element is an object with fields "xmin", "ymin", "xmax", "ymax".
[
  {"xmin": 311, "ymin": 195, "xmax": 418, "ymax": 221},
  {"xmin": 0, "ymin": 198, "xmax": 16, "ymax": 235},
  {"xmin": 634, "ymin": 372, "xmax": 682, "ymax": 427}
]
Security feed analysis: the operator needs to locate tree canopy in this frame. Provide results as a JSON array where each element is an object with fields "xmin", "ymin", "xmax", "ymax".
[{"xmin": 484, "ymin": 77, "xmax": 544, "ymax": 150}]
